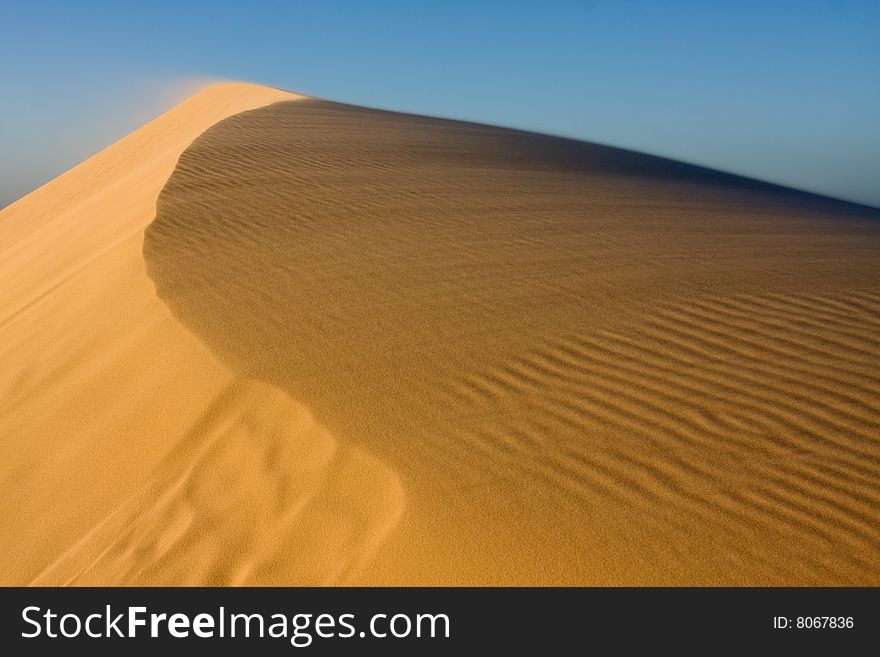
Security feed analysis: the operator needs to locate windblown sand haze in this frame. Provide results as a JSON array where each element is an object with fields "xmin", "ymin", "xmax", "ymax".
[{"xmin": 2, "ymin": 83, "xmax": 879, "ymax": 585}]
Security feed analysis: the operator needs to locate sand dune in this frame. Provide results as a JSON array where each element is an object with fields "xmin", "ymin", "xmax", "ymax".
[
  {"xmin": 145, "ymin": 99, "xmax": 880, "ymax": 585},
  {"xmin": 3, "ymin": 86, "xmax": 879, "ymax": 585},
  {"xmin": 0, "ymin": 84, "xmax": 402, "ymax": 585}
]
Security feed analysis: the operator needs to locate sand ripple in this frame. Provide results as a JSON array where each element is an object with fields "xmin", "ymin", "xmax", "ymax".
[{"xmin": 144, "ymin": 99, "xmax": 880, "ymax": 584}]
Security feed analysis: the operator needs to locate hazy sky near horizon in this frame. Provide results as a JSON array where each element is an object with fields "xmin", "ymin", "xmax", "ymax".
[{"xmin": 2, "ymin": 0, "xmax": 879, "ymax": 208}]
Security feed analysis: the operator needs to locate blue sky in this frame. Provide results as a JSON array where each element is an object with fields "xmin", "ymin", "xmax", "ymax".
[{"xmin": 2, "ymin": 0, "xmax": 878, "ymax": 207}]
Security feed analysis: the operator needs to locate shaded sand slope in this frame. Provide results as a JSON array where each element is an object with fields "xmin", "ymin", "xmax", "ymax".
[
  {"xmin": 145, "ymin": 100, "xmax": 880, "ymax": 584},
  {"xmin": 0, "ymin": 85, "xmax": 402, "ymax": 585}
]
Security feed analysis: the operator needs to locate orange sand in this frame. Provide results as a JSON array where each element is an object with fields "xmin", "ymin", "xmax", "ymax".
[{"xmin": 2, "ymin": 85, "xmax": 879, "ymax": 585}]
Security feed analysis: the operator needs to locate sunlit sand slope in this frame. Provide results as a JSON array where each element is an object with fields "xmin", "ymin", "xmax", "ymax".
[
  {"xmin": 146, "ymin": 100, "xmax": 880, "ymax": 584},
  {"xmin": 31, "ymin": 382, "xmax": 401, "ymax": 585},
  {"xmin": 0, "ymin": 85, "xmax": 403, "ymax": 585}
]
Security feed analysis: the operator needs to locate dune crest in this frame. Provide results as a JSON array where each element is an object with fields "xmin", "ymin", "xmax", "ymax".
[
  {"xmin": 0, "ymin": 83, "xmax": 403, "ymax": 585},
  {"xmin": 3, "ymin": 84, "xmax": 879, "ymax": 585},
  {"xmin": 145, "ymin": 99, "xmax": 880, "ymax": 584}
]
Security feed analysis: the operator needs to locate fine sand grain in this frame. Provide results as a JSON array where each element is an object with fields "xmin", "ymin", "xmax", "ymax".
[{"xmin": 2, "ymin": 86, "xmax": 879, "ymax": 585}]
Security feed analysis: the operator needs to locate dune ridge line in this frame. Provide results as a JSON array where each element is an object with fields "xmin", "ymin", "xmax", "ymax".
[
  {"xmin": 145, "ymin": 98, "xmax": 880, "ymax": 585},
  {"xmin": 0, "ymin": 82, "xmax": 404, "ymax": 586}
]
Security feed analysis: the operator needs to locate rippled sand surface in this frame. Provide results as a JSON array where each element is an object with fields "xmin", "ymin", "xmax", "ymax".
[
  {"xmin": 1, "ymin": 85, "xmax": 878, "ymax": 585},
  {"xmin": 143, "ymin": 98, "xmax": 880, "ymax": 584}
]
